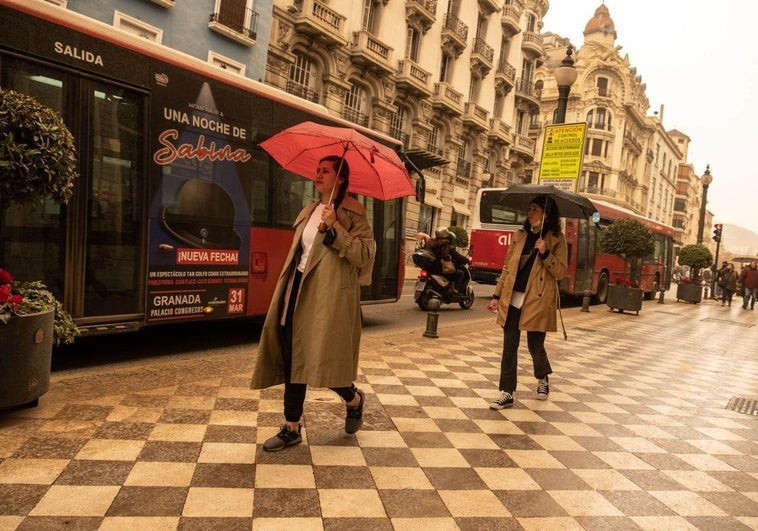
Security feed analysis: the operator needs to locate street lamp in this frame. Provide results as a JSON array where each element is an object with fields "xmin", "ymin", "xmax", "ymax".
[
  {"xmin": 554, "ymin": 46, "xmax": 577, "ymax": 124},
  {"xmin": 696, "ymin": 165, "xmax": 713, "ymax": 245}
]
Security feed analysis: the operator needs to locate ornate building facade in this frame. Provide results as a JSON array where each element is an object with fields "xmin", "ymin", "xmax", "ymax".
[
  {"xmin": 535, "ymin": 5, "xmax": 684, "ymax": 227},
  {"xmin": 264, "ymin": 0, "xmax": 549, "ymax": 256}
]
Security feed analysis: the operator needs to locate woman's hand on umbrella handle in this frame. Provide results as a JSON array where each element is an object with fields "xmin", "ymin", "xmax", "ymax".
[
  {"xmin": 322, "ymin": 204, "xmax": 337, "ymax": 229},
  {"xmin": 535, "ymin": 238, "xmax": 547, "ymax": 255}
]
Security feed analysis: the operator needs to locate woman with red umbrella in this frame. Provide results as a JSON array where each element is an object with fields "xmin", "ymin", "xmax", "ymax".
[{"xmin": 251, "ymin": 155, "xmax": 373, "ymax": 451}]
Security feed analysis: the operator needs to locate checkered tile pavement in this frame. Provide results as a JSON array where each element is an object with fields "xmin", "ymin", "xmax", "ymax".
[{"xmin": 1, "ymin": 300, "xmax": 757, "ymax": 530}]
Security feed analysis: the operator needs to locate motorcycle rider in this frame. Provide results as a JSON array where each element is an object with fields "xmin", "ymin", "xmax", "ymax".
[{"xmin": 424, "ymin": 227, "xmax": 470, "ymax": 295}]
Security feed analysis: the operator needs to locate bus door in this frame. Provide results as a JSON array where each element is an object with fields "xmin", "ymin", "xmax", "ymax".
[
  {"xmin": 1, "ymin": 56, "xmax": 146, "ymax": 324},
  {"xmin": 573, "ymin": 218, "xmax": 594, "ymax": 294}
]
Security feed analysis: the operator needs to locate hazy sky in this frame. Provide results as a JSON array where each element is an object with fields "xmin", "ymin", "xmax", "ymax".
[{"xmin": 542, "ymin": 0, "xmax": 758, "ymax": 230}]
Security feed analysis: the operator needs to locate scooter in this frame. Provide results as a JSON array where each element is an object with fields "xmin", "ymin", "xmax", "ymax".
[{"xmin": 411, "ymin": 249, "xmax": 475, "ymax": 311}]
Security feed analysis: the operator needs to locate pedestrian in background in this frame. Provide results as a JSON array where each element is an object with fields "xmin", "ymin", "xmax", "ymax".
[
  {"xmin": 487, "ymin": 196, "xmax": 567, "ymax": 409},
  {"xmin": 251, "ymin": 155, "xmax": 373, "ymax": 451},
  {"xmin": 720, "ymin": 263, "xmax": 739, "ymax": 307},
  {"xmin": 740, "ymin": 260, "xmax": 758, "ymax": 310},
  {"xmin": 715, "ymin": 261, "xmax": 729, "ymax": 299}
]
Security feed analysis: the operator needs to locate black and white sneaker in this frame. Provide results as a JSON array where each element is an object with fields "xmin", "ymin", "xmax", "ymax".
[
  {"xmin": 345, "ymin": 388, "xmax": 365, "ymax": 434},
  {"xmin": 263, "ymin": 424, "xmax": 302, "ymax": 452},
  {"xmin": 537, "ymin": 377, "xmax": 549, "ymax": 400},
  {"xmin": 490, "ymin": 391, "xmax": 514, "ymax": 410}
]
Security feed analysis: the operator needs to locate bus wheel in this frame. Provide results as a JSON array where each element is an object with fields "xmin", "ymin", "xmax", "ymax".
[
  {"xmin": 459, "ymin": 287, "xmax": 475, "ymax": 309},
  {"xmin": 593, "ymin": 272, "xmax": 609, "ymax": 305}
]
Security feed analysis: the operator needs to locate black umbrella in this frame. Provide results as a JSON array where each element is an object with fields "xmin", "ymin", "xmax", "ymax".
[{"xmin": 496, "ymin": 184, "xmax": 597, "ymax": 220}]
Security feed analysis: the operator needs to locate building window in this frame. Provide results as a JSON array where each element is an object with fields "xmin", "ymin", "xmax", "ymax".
[
  {"xmin": 428, "ymin": 125, "xmax": 441, "ymax": 154},
  {"xmin": 210, "ymin": 0, "xmax": 259, "ymax": 42},
  {"xmin": 440, "ymin": 53, "xmax": 453, "ymax": 83},
  {"xmin": 362, "ymin": 0, "xmax": 377, "ymax": 32},
  {"xmin": 406, "ymin": 27, "xmax": 420, "ymax": 61},
  {"xmin": 113, "ymin": 11, "xmax": 163, "ymax": 42},
  {"xmin": 389, "ymin": 103, "xmax": 409, "ymax": 147},
  {"xmin": 597, "ymin": 76, "xmax": 608, "ymax": 96},
  {"xmin": 344, "ymin": 83, "xmax": 369, "ymax": 127},
  {"xmin": 208, "ymin": 51, "xmax": 245, "ymax": 75},
  {"xmin": 586, "ymin": 108, "xmax": 611, "ymax": 131},
  {"xmin": 287, "ymin": 53, "xmax": 319, "ymax": 103}
]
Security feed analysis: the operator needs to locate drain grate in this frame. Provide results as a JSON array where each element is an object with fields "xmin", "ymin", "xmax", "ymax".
[
  {"xmin": 726, "ymin": 397, "xmax": 758, "ymax": 416},
  {"xmin": 702, "ymin": 318, "xmax": 754, "ymax": 328}
]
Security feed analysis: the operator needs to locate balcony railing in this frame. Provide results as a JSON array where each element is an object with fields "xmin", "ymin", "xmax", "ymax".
[
  {"xmin": 488, "ymin": 118, "xmax": 512, "ymax": 144},
  {"xmin": 442, "ymin": 14, "xmax": 468, "ymax": 53},
  {"xmin": 521, "ymin": 30, "xmax": 543, "ymax": 55},
  {"xmin": 342, "ymin": 107, "xmax": 369, "ymax": 127},
  {"xmin": 285, "ymin": 81, "xmax": 319, "ymax": 104},
  {"xmin": 351, "ymin": 30, "xmax": 393, "ymax": 75},
  {"xmin": 389, "ymin": 127, "xmax": 410, "ymax": 147},
  {"xmin": 463, "ymin": 101, "xmax": 489, "ymax": 131},
  {"xmin": 290, "ymin": 0, "xmax": 346, "ymax": 47},
  {"xmin": 396, "ymin": 58, "xmax": 432, "ymax": 96},
  {"xmin": 431, "ymin": 82, "xmax": 463, "ymax": 115},
  {"xmin": 209, "ymin": 6, "xmax": 259, "ymax": 43},
  {"xmin": 472, "ymin": 38, "xmax": 494, "ymax": 63},
  {"xmin": 405, "ymin": 0, "xmax": 437, "ymax": 32},
  {"xmin": 500, "ymin": 4, "xmax": 521, "ymax": 36}
]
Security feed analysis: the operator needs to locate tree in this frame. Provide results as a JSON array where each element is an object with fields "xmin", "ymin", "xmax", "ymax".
[
  {"xmin": 600, "ymin": 218, "xmax": 655, "ymax": 283},
  {"xmin": 0, "ymin": 89, "xmax": 78, "ymax": 211},
  {"xmin": 447, "ymin": 225, "xmax": 469, "ymax": 249},
  {"xmin": 678, "ymin": 244, "xmax": 713, "ymax": 281}
]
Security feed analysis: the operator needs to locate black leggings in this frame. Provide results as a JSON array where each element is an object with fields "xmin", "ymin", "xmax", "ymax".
[{"xmin": 281, "ymin": 270, "xmax": 356, "ymax": 423}]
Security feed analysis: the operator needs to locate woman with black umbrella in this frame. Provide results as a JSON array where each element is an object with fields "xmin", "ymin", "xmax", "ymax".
[{"xmin": 486, "ymin": 195, "xmax": 567, "ymax": 409}]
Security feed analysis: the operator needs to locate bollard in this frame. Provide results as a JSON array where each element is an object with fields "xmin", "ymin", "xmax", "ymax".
[
  {"xmin": 423, "ymin": 298, "xmax": 441, "ymax": 338},
  {"xmin": 580, "ymin": 288, "xmax": 591, "ymax": 312},
  {"xmin": 658, "ymin": 287, "xmax": 665, "ymax": 304}
]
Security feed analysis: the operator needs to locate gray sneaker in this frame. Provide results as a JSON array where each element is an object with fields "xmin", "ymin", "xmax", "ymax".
[
  {"xmin": 490, "ymin": 391, "xmax": 514, "ymax": 410},
  {"xmin": 263, "ymin": 424, "xmax": 302, "ymax": 452},
  {"xmin": 537, "ymin": 376, "xmax": 549, "ymax": 400}
]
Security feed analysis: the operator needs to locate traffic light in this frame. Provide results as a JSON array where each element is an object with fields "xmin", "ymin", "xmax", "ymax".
[{"xmin": 712, "ymin": 223, "xmax": 723, "ymax": 242}]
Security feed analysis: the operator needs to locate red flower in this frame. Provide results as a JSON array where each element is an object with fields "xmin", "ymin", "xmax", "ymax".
[
  {"xmin": 0, "ymin": 269, "xmax": 12, "ymax": 286},
  {"xmin": 613, "ymin": 278, "xmax": 639, "ymax": 288}
]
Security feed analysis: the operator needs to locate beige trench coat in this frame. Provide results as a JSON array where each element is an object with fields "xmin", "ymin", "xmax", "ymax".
[
  {"xmin": 492, "ymin": 228, "xmax": 567, "ymax": 332},
  {"xmin": 251, "ymin": 196, "xmax": 375, "ymax": 390}
]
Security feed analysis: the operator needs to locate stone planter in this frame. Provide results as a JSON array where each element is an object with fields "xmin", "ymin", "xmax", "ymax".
[
  {"xmin": 675, "ymin": 282, "xmax": 702, "ymax": 304},
  {"xmin": 0, "ymin": 309, "xmax": 54, "ymax": 411},
  {"xmin": 606, "ymin": 285, "xmax": 643, "ymax": 315}
]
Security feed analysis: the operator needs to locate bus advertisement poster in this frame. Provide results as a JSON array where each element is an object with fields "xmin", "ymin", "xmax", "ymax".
[
  {"xmin": 538, "ymin": 122, "xmax": 587, "ymax": 192},
  {"xmin": 146, "ymin": 71, "xmax": 253, "ymax": 322}
]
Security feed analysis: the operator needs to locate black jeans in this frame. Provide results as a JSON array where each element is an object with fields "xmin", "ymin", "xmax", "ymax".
[
  {"xmin": 498, "ymin": 305, "xmax": 552, "ymax": 393},
  {"xmin": 281, "ymin": 270, "xmax": 356, "ymax": 423}
]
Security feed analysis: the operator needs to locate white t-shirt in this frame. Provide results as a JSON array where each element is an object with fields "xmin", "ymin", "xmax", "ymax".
[{"xmin": 297, "ymin": 203, "xmax": 327, "ymax": 272}]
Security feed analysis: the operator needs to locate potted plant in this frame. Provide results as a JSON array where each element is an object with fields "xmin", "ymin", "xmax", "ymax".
[
  {"xmin": 675, "ymin": 244, "xmax": 713, "ymax": 304},
  {"xmin": 0, "ymin": 89, "xmax": 80, "ymax": 410},
  {"xmin": 600, "ymin": 218, "xmax": 655, "ymax": 314}
]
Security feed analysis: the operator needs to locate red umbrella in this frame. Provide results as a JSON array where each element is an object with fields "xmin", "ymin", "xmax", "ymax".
[{"xmin": 259, "ymin": 121, "xmax": 415, "ymax": 201}]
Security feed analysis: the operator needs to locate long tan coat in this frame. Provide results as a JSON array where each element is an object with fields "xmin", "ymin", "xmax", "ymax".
[
  {"xmin": 492, "ymin": 228, "xmax": 567, "ymax": 332},
  {"xmin": 251, "ymin": 196, "xmax": 374, "ymax": 389}
]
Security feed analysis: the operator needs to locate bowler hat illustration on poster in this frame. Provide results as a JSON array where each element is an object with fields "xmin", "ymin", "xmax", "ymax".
[{"xmin": 160, "ymin": 179, "xmax": 240, "ymax": 249}]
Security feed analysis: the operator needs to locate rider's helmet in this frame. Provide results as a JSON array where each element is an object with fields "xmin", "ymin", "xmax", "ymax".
[{"xmin": 434, "ymin": 227, "xmax": 454, "ymax": 243}]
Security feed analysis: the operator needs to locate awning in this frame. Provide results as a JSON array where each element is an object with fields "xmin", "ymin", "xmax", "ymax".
[
  {"xmin": 452, "ymin": 186, "xmax": 473, "ymax": 216},
  {"xmin": 403, "ymin": 148, "xmax": 450, "ymax": 172},
  {"xmin": 422, "ymin": 177, "xmax": 445, "ymax": 209}
]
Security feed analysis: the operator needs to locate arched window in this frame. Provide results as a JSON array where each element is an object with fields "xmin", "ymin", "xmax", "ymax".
[
  {"xmin": 344, "ymin": 83, "xmax": 369, "ymax": 127},
  {"xmin": 287, "ymin": 52, "xmax": 319, "ymax": 103},
  {"xmin": 390, "ymin": 102, "xmax": 410, "ymax": 147}
]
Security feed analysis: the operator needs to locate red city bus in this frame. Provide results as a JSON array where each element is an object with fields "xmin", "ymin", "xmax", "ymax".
[
  {"xmin": 0, "ymin": 1, "xmax": 408, "ymax": 335},
  {"xmin": 469, "ymin": 188, "xmax": 674, "ymax": 303}
]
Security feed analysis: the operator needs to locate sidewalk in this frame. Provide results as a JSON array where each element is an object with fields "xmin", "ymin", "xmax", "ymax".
[{"xmin": 1, "ymin": 299, "xmax": 756, "ymax": 530}]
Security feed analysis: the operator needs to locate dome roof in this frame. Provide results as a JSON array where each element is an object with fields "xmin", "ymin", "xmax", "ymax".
[{"xmin": 584, "ymin": 4, "xmax": 617, "ymax": 38}]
